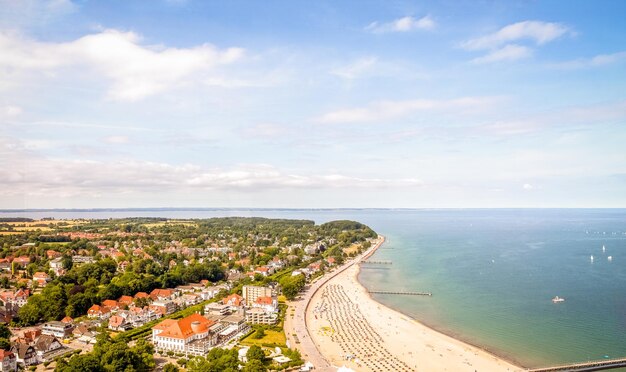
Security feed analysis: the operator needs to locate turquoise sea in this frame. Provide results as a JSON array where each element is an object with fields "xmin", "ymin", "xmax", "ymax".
[{"xmin": 2, "ymin": 208, "xmax": 625, "ymax": 368}]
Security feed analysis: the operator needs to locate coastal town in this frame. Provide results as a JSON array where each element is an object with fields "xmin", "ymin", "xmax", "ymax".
[{"xmin": 0, "ymin": 217, "xmax": 378, "ymax": 371}]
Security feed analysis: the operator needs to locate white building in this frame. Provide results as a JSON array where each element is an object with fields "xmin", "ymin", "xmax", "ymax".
[
  {"xmin": 42, "ymin": 321, "xmax": 74, "ymax": 339},
  {"xmin": 245, "ymin": 307, "xmax": 278, "ymax": 325},
  {"xmin": 242, "ymin": 285, "xmax": 273, "ymax": 307},
  {"xmin": 152, "ymin": 313, "xmax": 218, "ymax": 356}
]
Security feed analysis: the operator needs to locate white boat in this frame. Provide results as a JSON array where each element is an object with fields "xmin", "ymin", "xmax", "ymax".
[
  {"xmin": 590, "ymin": 255, "xmax": 594, "ymax": 262},
  {"xmin": 552, "ymin": 296, "xmax": 565, "ymax": 303},
  {"xmin": 608, "ymin": 256, "xmax": 613, "ymax": 261},
  {"xmin": 602, "ymin": 245, "xmax": 606, "ymax": 253}
]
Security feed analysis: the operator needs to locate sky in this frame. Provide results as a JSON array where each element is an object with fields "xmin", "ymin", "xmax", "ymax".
[{"xmin": 0, "ymin": 0, "xmax": 625, "ymax": 209}]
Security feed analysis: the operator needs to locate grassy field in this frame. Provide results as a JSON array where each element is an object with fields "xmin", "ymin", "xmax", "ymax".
[
  {"xmin": 143, "ymin": 221, "xmax": 198, "ymax": 228},
  {"xmin": 342, "ymin": 242, "xmax": 361, "ymax": 255},
  {"xmin": 0, "ymin": 219, "xmax": 88, "ymax": 234},
  {"xmin": 240, "ymin": 328, "xmax": 287, "ymax": 347}
]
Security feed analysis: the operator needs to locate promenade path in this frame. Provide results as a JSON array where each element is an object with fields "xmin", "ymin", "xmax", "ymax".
[{"xmin": 284, "ymin": 237, "xmax": 384, "ymax": 372}]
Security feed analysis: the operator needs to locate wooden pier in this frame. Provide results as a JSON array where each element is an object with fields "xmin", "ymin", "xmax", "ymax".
[
  {"xmin": 368, "ymin": 290, "xmax": 432, "ymax": 296},
  {"xmin": 361, "ymin": 260, "xmax": 392, "ymax": 264},
  {"xmin": 527, "ymin": 357, "xmax": 626, "ymax": 372}
]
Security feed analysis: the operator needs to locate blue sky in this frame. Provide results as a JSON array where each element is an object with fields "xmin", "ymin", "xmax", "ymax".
[{"xmin": 1, "ymin": 0, "xmax": 625, "ymax": 208}]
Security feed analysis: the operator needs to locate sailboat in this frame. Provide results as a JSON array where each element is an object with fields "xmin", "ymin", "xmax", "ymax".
[
  {"xmin": 590, "ymin": 255, "xmax": 594, "ymax": 262},
  {"xmin": 602, "ymin": 245, "xmax": 606, "ymax": 253}
]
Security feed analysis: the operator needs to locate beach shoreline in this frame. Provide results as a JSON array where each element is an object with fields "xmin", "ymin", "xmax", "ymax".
[
  {"xmin": 305, "ymin": 235, "xmax": 524, "ymax": 371},
  {"xmin": 355, "ymin": 239, "xmax": 529, "ymax": 369}
]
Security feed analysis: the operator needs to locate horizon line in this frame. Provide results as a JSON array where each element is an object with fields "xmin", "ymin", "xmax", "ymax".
[{"xmin": 2, "ymin": 207, "xmax": 626, "ymax": 213}]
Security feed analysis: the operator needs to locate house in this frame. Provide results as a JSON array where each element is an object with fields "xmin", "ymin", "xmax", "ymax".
[
  {"xmin": 42, "ymin": 321, "xmax": 74, "ymax": 339},
  {"xmin": 0, "ymin": 350, "xmax": 16, "ymax": 372},
  {"xmin": 134, "ymin": 292, "xmax": 149, "ymax": 300},
  {"xmin": 150, "ymin": 289, "xmax": 174, "ymax": 301},
  {"xmin": 0, "ymin": 289, "xmax": 29, "ymax": 309},
  {"xmin": 118, "ymin": 295, "xmax": 133, "ymax": 307},
  {"xmin": 149, "ymin": 301, "xmax": 177, "ymax": 316},
  {"xmin": 17, "ymin": 329, "xmax": 41, "ymax": 345},
  {"xmin": 72, "ymin": 324, "xmax": 97, "ymax": 344},
  {"xmin": 252, "ymin": 296, "xmax": 278, "ymax": 312},
  {"xmin": 71, "ymin": 256, "xmax": 94, "ymax": 265},
  {"xmin": 32, "ymin": 272, "xmax": 51, "ymax": 287},
  {"xmin": 176, "ymin": 294, "xmax": 201, "ymax": 307},
  {"xmin": 46, "ymin": 250, "xmax": 61, "ymax": 259},
  {"xmin": 101, "ymin": 299, "xmax": 120, "ymax": 311},
  {"xmin": 152, "ymin": 313, "xmax": 217, "ymax": 356},
  {"xmin": 222, "ymin": 294, "xmax": 244, "ymax": 308},
  {"xmin": 33, "ymin": 335, "xmax": 64, "ymax": 362},
  {"xmin": 0, "ymin": 259, "xmax": 11, "ymax": 272},
  {"xmin": 12, "ymin": 256, "xmax": 30, "ymax": 268},
  {"xmin": 87, "ymin": 304, "xmax": 111, "ymax": 319},
  {"xmin": 127, "ymin": 307, "xmax": 161, "ymax": 327},
  {"xmin": 11, "ymin": 344, "xmax": 37, "ymax": 367},
  {"xmin": 308, "ymin": 262, "xmax": 322, "ymax": 272},
  {"xmin": 49, "ymin": 257, "xmax": 65, "ymax": 277},
  {"xmin": 61, "ymin": 316, "xmax": 73, "ymax": 324},
  {"xmin": 253, "ymin": 266, "xmax": 274, "ymax": 276},
  {"xmin": 108, "ymin": 315, "xmax": 130, "ymax": 331}
]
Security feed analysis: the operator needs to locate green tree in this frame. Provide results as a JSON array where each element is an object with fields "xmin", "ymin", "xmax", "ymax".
[
  {"xmin": 0, "ymin": 324, "xmax": 11, "ymax": 339},
  {"xmin": 246, "ymin": 345, "xmax": 265, "ymax": 362},
  {"xmin": 243, "ymin": 359, "xmax": 267, "ymax": 372},
  {"xmin": 56, "ymin": 354, "xmax": 104, "ymax": 372},
  {"xmin": 0, "ymin": 338, "xmax": 10, "ymax": 350},
  {"xmin": 163, "ymin": 363, "xmax": 179, "ymax": 372},
  {"xmin": 253, "ymin": 328, "xmax": 265, "ymax": 339}
]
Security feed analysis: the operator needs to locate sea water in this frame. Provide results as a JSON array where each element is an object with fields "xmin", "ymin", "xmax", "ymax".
[{"xmin": 2, "ymin": 208, "xmax": 625, "ymax": 367}]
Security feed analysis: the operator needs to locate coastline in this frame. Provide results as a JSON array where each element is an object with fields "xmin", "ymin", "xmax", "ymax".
[{"xmin": 305, "ymin": 235, "xmax": 523, "ymax": 371}]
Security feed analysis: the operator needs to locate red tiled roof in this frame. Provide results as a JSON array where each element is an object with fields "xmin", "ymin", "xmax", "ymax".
[
  {"xmin": 255, "ymin": 296, "xmax": 274, "ymax": 305},
  {"xmin": 153, "ymin": 313, "xmax": 214, "ymax": 340}
]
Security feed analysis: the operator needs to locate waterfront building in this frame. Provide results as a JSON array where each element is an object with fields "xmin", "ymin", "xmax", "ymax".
[
  {"xmin": 242, "ymin": 285, "xmax": 273, "ymax": 307},
  {"xmin": 152, "ymin": 313, "xmax": 217, "ymax": 356}
]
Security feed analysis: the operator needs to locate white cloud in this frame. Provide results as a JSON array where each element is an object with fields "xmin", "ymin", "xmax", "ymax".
[
  {"xmin": 462, "ymin": 21, "xmax": 571, "ymax": 64},
  {"xmin": 471, "ymin": 44, "xmax": 532, "ymax": 64},
  {"xmin": 462, "ymin": 20, "xmax": 571, "ymax": 51},
  {"xmin": 0, "ymin": 30, "xmax": 245, "ymax": 101},
  {"xmin": 0, "ymin": 105, "xmax": 22, "ymax": 118},
  {"xmin": 0, "ymin": 145, "xmax": 423, "ymax": 197},
  {"xmin": 104, "ymin": 136, "xmax": 129, "ymax": 144},
  {"xmin": 330, "ymin": 57, "xmax": 378, "ymax": 79},
  {"xmin": 316, "ymin": 96, "xmax": 501, "ymax": 124},
  {"xmin": 365, "ymin": 16, "xmax": 436, "ymax": 34},
  {"xmin": 550, "ymin": 51, "xmax": 626, "ymax": 69},
  {"xmin": 523, "ymin": 183, "xmax": 534, "ymax": 190}
]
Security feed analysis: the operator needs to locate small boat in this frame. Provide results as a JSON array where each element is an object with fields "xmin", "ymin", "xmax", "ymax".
[
  {"xmin": 602, "ymin": 245, "xmax": 606, "ymax": 253},
  {"xmin": 552, "ymin": 296, "xmax": 565, "ymax": 303},
  {"xmin": 590, "ymin": 255, "xmax": 594, "ymax": 262},
  {"xmin": 608, "ymin": 256, "xmax": 613, "ymax": 261}
]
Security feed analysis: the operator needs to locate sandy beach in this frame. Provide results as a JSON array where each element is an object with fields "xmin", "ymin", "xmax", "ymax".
[{"xmin": 305, "ymin": 236, "xmax": 523, "ymax": 372}]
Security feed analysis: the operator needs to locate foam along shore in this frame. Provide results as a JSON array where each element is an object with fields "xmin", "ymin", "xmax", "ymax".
[{"xmin": 306, "ymin": 236, "xmax": 523, "ymax": 372}]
